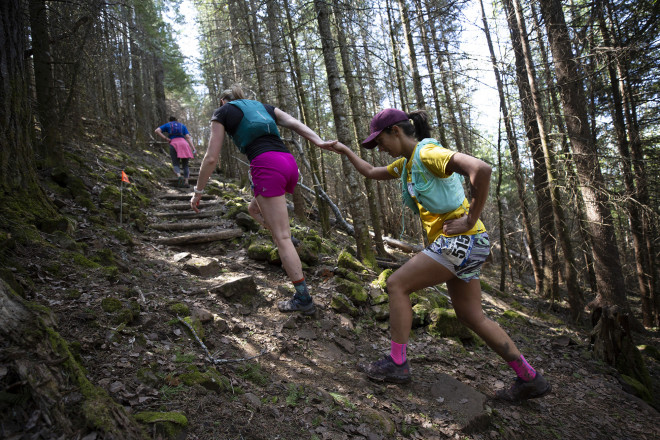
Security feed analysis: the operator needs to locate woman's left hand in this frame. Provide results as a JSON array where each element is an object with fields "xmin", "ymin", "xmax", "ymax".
[
  {"xmin": 442, "ymin": 215, "xmax": 472, "ymax": 235},
  {"xmin": 190, "ymin": 193, "xmax": 202, "ymax": 213}
]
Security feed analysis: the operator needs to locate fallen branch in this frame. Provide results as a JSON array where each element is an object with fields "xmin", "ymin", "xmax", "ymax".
[
  {"xmin": 150, "ymin": 222, "xmax": 219, "ymax": 232},
  {"xmin": 177, "ymin": 316, "xmax": 270, "ymax": 365},
  {"xmin": 152, "ymin": 210, "xmax": 223, "ymax": 219},
  {"xmin": 154, "ymin": 229, "xmax": 243, "ymax": 245},
  {"xmin": 382, "ymin": 236, "xmax": 423, "ymax": 253}
]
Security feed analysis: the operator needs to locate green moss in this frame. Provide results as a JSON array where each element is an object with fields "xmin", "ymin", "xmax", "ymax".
[
  {"xmin": 45, "ymin": 326, "xmax": 145, "ymax": 436},
  {"xmin": 373, "ymin": 269, "xmax": 393, "ymax": 290},
  {"xmin": 92, "ymin": 248, "xmax": 115, "ymax": 266},
  {"xmin": 334, "ymin": 267, "xmax": 361, "ymax": 283},
  {"xmin": 183, "ymin": 316, "xmax": 204, "ymax": 341},
  {"xmin": 620, "ymin": 374, "xmax": 652, "ymax": 403},
  {"xmin": 498, "ymin": 310, "xmax": 528, "ymax": 325},
  {"xmin": 337, "ymin": 249, "xmax": 367, "ymax": 272},
  {"xmin": 65, "ymin": 251, "xmax": 101, "ymax": 269},
  {"xmin": 168, "ymin": 302, "xmax": 190, "ymax": 316},
  {"xmin": 330, "ymin": 293, "xmax": 359, "ymax": 316},
  {"xmin": 134, "ymin": 411, "xmax": 187, "ymax": 438},
  {"xmin": 67, "ymin": 289, "xmax": 82, "ymax": 299},
  {"xmin": 0, "ymin": 269, "xmax": 25, "ymax": 297},
  {"xmin": 101, "ymin": 297, "xmax": 122, "ymax": 313},
  {"xmin": 427, "ymin": 308, "xmax": 477, "ymax": 342},
  {"xmin": 247, "ymin": 242, "xmax": 275, "ymax": 261},
  {"xmin": 236, "ymin": 362, "xmax": 269, "ymax": 386},
  {"xmin": 335, "ymin": 278, "xmax": 368, "ymax": 305}
]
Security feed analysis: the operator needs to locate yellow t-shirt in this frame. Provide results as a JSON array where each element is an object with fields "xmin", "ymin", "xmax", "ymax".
[{"xmin": 387, "ymin": 142, "xmax": 486, "ymax": 242}]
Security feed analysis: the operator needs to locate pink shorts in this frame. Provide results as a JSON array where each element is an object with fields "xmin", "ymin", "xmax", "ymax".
[
  {"xmin": 250, "ymin": 151, "xmax": 299, "ymax": 198},
  {"xmin": 170, "ymin": 137, "xmax": 193, "ymax": 158}
]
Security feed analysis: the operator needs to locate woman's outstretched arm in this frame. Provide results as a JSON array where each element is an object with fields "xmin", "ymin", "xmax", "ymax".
[
  {"xmin": 331, "ymin": 142, "xmax": 394, "ymax": 180},
  {"xmin": 274, "ymin": 108, "xmax": 337, "ymax": 151}
]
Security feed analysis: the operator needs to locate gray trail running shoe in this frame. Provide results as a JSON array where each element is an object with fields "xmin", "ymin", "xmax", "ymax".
[
  {"xmin": 277, "ymin": 297, "xmax": 315, "ymax": 315},
  {"xmin": 358, "ymin": 355, "xmax": 411, "ymax": 384},
  {"xmin": 495, "ymin": 372, "xmax": 551, "ymax": 402}
]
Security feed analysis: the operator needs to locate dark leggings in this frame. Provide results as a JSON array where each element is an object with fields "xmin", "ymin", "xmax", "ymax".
[{"xmin": 169, "ymin": 145, "xmax": 190, "ymax": 178}]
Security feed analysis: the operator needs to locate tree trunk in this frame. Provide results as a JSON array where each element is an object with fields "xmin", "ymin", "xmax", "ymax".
[
  {"xmin": 482, "ymin": 0, "xmax": 544, "ymax": 297},
  {"xmin": 512, "ymin": 0, "xmax": 583, "ymax": 319},
  {"xmin": 333, "ymin": 4, "xmax": 387, "ymax": 257},
  {"xmin": 538, "ymin": 0, "xmax": 629, "ymax": 313},
  {"xmin": 595, "ymin": 0, "xmax": 652, "ymax": 327},
  {"xmin": 386, "ymin": 0, "xmax": 408, "ymax": 110},
  {"xmin": 28, "ymin": 0, "xmax": 60, "ymax": 162},
  {"xmin": 416, "ymin": 0, "xmax": 448, "ymax": 146},
  {"xmin": 314, "ymin": 0, "xmax": 375, "ymax": 266},
  {"xmin": 397, "ymin": 0, "xmax": 425, "ymax": 108}
]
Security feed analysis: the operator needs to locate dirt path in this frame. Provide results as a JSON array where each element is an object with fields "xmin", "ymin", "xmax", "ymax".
[{"xmin": 28, "ymin": 169, "xmax": 660, "ymax": 439}]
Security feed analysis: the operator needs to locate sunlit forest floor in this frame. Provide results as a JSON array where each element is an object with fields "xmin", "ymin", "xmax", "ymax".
[{"xmin": 3, "ymin": 133, "xmax": 659, "ymax": 440}]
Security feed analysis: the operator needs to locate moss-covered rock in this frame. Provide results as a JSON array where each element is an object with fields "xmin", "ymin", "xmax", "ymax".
[
  {"xmin": 134, "ymin": 411, "xmax": 187, "ymax": 439},
  {"xmin": 334, "ymin": 267, "xmax": 361, "ymax": 283},
  {"xmin": 619, "ymin": 374, "xmax": 653, "ymax": 403},
  {"xmin": 337, "ymin": 249, "xmax": 367, "ymax": 272},
  {"xmin": 371, "ymin": 293, "xmax": 389, "ymax": 305},
  {"xmin": 224, "ymin": 202, "xmax": 249, "ymax": 219},
  {"xmin": 412, "ymin": 303, "xmax": 429, "ymax": 327},
  {"xmin": 428, "ymin": 308, "xmax": 474, "ymax": 341},
  {"xmin": 247, "ymin": 241, "xmax": 275, "ymax": 261},
  {"xmin": 168, "ymin": 302, "xmax": 190, "ymax": 316},
  {"xmin": 330, "ymin": 293, "xmax": 359, "ymax": 317},
  {"xmin": 371, "ymin": 303, "xmax": 390, "ymax": 321},
  {"xmin": 101, "ymin": 297, "xmax": 122, "ymax": 313},
  {"xmin": 178, "ymin": 365, "xmax": 231, "ymax": 392},
  {"xmin": 183, "ymin": 316, "xmax": 204, "ymax": 341},
  {"xmin": 268, "ymin": 248, "xmax": 282, "ymax": 265},
  {"xmin": 373, "ymin": 269, "xmax": 393, "ymax": 291},
  {"xmin": 296, "ymin": 242, "xmax": 319, "ymax": 266},
  {"xmin": 66, "ymin": 251, "xmax": 101, "ymax": 269},
  {"xmin": 335, "ymin": 278, "xmax": 368, "ymax": 305}
]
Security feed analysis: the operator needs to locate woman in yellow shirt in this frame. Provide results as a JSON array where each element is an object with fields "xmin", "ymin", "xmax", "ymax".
[{"xmin": 330, "ymin": 108, "xmax": 550, "ymax": 402}]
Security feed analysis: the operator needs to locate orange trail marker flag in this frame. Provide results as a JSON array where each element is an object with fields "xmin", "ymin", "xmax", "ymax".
[{"xmin": 120, "ymin": 170, "xmax": 130, "ymax": 226}]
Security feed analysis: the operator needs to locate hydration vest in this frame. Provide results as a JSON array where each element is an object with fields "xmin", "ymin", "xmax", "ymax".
[
  {"xmin": 400, "ymin": 138, "xmax": 465, "ymax": 215},
  {"xmin": 227, "ymin": 99, "xmax": 281, "ymax": 153}
]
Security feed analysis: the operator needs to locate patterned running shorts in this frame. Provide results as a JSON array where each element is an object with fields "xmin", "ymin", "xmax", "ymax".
[{"xmin": 422, "ymin": 232, "xmax": 490, "ymax": 282}]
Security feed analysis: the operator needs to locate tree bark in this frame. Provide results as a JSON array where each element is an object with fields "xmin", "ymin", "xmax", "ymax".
[
  {"xmin": 482, "ymin": 0, "xmax": 544, "ymax": 297},
  {"xmin": 538, "ymin": 0, "xmax": 628, "ymax": 313},
  {"xmin": 512, "ymin": 0, "xmax": 583, "ymax": 319},
  {"xmin": 314, "ymin": 0, "xmax": 375, "ymax": 266}
]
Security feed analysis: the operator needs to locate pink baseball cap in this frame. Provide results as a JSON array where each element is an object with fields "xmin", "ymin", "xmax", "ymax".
[{"xmin": 362, "ymin": 108, "xmax": 409, "ymax": 149}]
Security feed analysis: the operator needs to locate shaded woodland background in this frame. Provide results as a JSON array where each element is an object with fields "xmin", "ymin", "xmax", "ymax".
[{"xmin": 0, "ymin": 0, "xmax": 659, "ymax": 436}]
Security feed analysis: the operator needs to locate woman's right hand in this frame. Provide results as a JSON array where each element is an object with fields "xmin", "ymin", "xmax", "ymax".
[{"xmin": 329, "ymin": 142, "xmax": 350, "ymax": 154}]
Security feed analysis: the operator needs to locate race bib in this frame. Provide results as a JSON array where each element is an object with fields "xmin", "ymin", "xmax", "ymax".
[
  {"xmin": 407, "ymin": 182, "xmax": 417, "ymax": 198},
  {"xmin": 440, "ymin": 235, "xmax": 474, "ymax": 267}
]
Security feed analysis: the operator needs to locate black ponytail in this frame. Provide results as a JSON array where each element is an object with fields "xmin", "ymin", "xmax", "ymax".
[{"xmin": 389, "ymin": 109, "xmax": 431, "ymax": 141}]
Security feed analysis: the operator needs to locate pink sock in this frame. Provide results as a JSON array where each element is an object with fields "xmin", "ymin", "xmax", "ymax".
[
  {"xmin": 390, "ymin": 340, "xmax": 407, "ymax": 365},
  {"xmin": 508, "ymin": 355, "xmax": 537, "ymax": 381}
]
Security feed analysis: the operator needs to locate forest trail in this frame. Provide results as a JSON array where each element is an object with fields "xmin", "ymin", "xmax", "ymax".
[{"xmin": 75, "ymin": 165, "xmax": 656, "ymax": 440}]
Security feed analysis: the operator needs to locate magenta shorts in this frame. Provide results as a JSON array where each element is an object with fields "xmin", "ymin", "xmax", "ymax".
[{"xmin": 250, "ymin": 151, "xmax": 299, "ymax": 198}]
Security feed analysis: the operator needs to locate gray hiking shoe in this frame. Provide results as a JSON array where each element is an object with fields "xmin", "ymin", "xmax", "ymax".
[
  {"xmin": 495, "ymin": 373, "xmax": 551, "ymax": 402},
  {"xmin": 277, "ymin": 297, "xmax": 315, "ymax": 315},
  {"xmin": 358, "ymin": 355, "xmax": 411, "ymax": 384}
]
